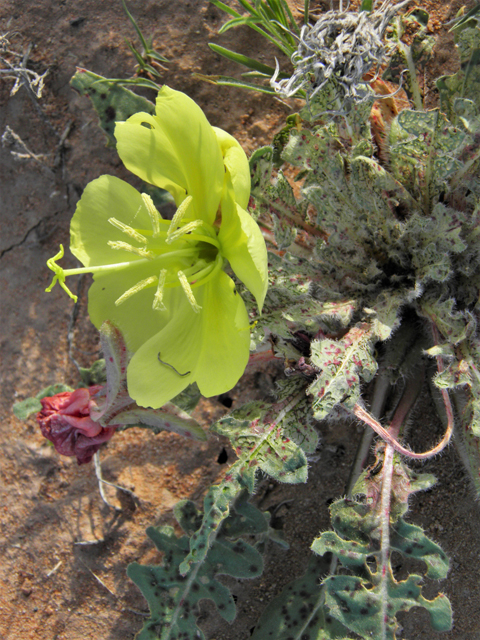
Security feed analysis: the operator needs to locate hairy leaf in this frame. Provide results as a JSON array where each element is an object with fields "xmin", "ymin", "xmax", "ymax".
[
  {"xmin": 437, "ymin": 20, "xmax": 480, "ymax": 120},
  {"xmin": 389, "ymin": 109, "xmax": 466, "ymax": 208},
  {"xmin": 311, "ymin": 454, "xmax": 451, "ymax": 639},
  {"xmin": 13, "ymin": 384, "xmax": 74, "ymax": 420},
  {"xmin": 251, "ymin": 555, "xmax": 353, "ymax": 640},
  {"xmin": 308, "ymin": 323, "xmax": 377, "ymax": 420},
  {"xmin": 128, "ymin": 493, "xmax": 266, "ymax": 640}
]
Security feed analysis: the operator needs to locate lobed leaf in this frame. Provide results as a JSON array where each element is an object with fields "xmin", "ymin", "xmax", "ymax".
[
  {"xmin": 308, "ymin": 323, "xmax": 377, "ymax": 421},
  {"xmin": 437, "ymin": 21, "xmax": 480, "ymax": 120},
  {"xmin": 310, "ymin": 455, "xmax": 451, "ymax": 639},
  {"xmin": 250, "ymin": 555, "xmax": 353, "ymax": 640},
  {"xmin": 129, "ymin": 493, "xmax": 266, "ymax": 640},
  {"xmin": 13, "ymin": 384, "xmax": 74, "ymax": 420}
]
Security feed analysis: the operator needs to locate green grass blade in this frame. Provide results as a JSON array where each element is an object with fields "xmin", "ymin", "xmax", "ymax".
[
  {"xmin": 449, "ymin": 3, "xmax": 480, "ymax": 31},
  {"xmin": 279, "ymin": 0, "xmax": 300, "ymax": 34},
  {"xmin": 303, "ymin": 0, "xmax": 309, "ymax": 26},
  {"xmin": 126, "ymin": 41, "xmax": 147, "ymax": 67},
  {"xmin": 266, "ymin": 0, "xmax": 288, "ymax": 27},
  {"xmin": 208, "ymin": 43, "xmax": 276, "ymax": 75},
  {"xmin": 195, "ymin": 72, "xmax": 277, "ymax": 95},
  {"xmin": 121, "ymin": 0, "xmax": 148, "ymax": 52},
  {"xmin": 256, "ymin": 0, "xmax": 277, "ymax": 23},
  {"xmin": 209, "ymin": 0, "xmax": 241, "ymax": 18},
  {"xmin": 236, "ymin": 0, "xmax": 260, "ymax": 17},
  {"xmin": 218, "ymin": 15, "xmax": 262, "ymax": 34},
  {"xmin": 149, "ymin": 50, "xmax": 169, "ymax": 64}
]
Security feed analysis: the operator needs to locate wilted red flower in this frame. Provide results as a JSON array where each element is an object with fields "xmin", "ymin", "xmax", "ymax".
[{"xmin": 37, "ymin": 386, "xmax": 117, "ymax": 464}]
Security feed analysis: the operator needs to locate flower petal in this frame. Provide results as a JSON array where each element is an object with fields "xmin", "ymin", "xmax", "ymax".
[
  {"xmin": 71, "ymin": 175, "xmax": 153, "ymax": 267},
  {"xmin": 127, "ymin": 270, "xmax": 250, "ymax": 408},
  {"xmin": 115, "ymin": 86, "xmax": 225, "ymax": 223},
  {"xmin": 218, "ymin": 175, "xmax": 268, "ymax": 311},
  {"xmin": 213, "ymin": 126, "xmax": 251, "ymax": 210}
]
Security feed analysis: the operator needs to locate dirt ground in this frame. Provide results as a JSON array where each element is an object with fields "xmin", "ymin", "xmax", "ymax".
[{"xmin": 1, "ymin": 1, "xmax": 480, "ymax": 639}]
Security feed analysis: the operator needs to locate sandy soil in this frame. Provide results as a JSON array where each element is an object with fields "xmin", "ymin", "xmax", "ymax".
[{"xmin": 1, "ymin": 1, "xmax": 480, "ymax": 639}]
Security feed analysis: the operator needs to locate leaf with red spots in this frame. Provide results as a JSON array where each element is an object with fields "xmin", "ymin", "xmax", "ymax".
[{"xmin": 308, "ymin": 323, "xmax": 377, "ymax": 421}]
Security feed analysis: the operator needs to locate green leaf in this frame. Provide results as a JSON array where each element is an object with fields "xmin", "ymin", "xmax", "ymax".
[
  {"xmin": 69, "ymin": 68, "xmax": 155, "ymax": 147},
  {"xmin": 13, "ymin": 397, "xmax": 42, "ymax": 420},
  {"xmin": 322, "ymin": 573, "xmax": 451, "ymax": 639},
  {"xmin": 419, "ymin": 296, "xmax": 473, "ymax": 345},
  {"xmin": 389, "ymin": 109, "xmax": 466, "ymax": 209},
  {"xmin": 437, "ymin": 22, "xmax": 480, "ymax": 119},
  {"xmin": 178, "ymin": 469, "xmax": 252, "ymax": 575},
  {"xmin": 128, "ymin": 493, "xmax": 268, "ymax": 640},
  {"xmin": 214, "ymin": 397, "xmax": 310, "ymax": 484},
  {"xmin": 194, "ymin": 72, "xmax": 277, "ymax": 94},
  {"xmin": 308, "ymin": 323, "xmax": 377, "ymax": 420},
  {"xmin": 79, "ymin": 358, "xmax": 107, "ymax": 386},
  {"xmin": 170, "ymin": 383, "xmax": 201, "ymax": 414},
  {"xmin": 449, "ymin": 3, "xmax": 480, "ymax": 33},
  {"xmin": 208, "ymin": 42, "xmax": 276, "ymax": 75},
  {"xmin": 251, "ymin": 555, "xmax": 353, "ymax": 640},
  {"xmin": 13, "ymin": 383, "xmax": 74, "ymax": 421},
  {"xmin": 311, "ymin": 457, "xmax": 451, "ymax": 639},
  {"xmin": 36, "ymin": 383, "xmax": 74, "ymax": 399}
]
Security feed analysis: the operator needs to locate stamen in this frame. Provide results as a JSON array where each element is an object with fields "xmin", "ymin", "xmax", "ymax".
[
  {"xmin": 190, "ymin": 252, "xmax": 224, "ymax": 289},
  {"xmin": 141, "ymin": 193, "xmax": 162, "ymax": 238},
  {"xmin": 107, "ymin": 241, "xmax": 154, "ymax": 259},
  {"xmin": 166, "ymin": 219, "xmax": 203, "ymax": 244},
  {"xmin": 114, "ymin": 276, "xmax": 158, "ymax": 306},
  {"xmin": 178, "ymin": 270, "xmax": 202, "ymax": 313},
  {"xmin": 167, "ymin": 195, "xmax": 193, "ymax": 238},
  {"xmin": 152, "ymin": 268, "xmax": 167, "ymax": 311},
  {"xmin": 108, "ymin": 217, "xmax": 147, "ymax": 244}
]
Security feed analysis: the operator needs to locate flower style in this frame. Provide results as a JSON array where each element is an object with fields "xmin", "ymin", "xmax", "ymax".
[
  {"xmin": 37, "ymin": 387, "xmax": 117, "ymax": 465},
  {"xmin": 46, "ymin": 87, "xmax": 268, "ymax": 408}
]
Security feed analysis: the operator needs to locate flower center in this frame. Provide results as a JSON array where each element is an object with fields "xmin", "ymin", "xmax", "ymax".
[{"xmin": 46, "ymin": 193, "xmax": 223, "ymax": 314}]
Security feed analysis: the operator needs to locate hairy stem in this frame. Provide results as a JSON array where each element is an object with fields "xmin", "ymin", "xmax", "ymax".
[{"xmin": 345, "ymin": 371, "xmax": 390, "ymax": 497}]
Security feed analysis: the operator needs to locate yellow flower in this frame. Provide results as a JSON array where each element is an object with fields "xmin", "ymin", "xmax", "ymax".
[{"xmin": 47, "ymin": 87, "xmax": 268, "ymax": 408}]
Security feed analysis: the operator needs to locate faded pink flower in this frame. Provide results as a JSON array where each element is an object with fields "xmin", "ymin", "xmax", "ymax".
[{"xmin": 37, "ymin": 386, "xmax": 117, "ymax": 465}]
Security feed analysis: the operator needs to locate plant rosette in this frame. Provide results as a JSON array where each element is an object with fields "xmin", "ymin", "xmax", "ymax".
[{"xmin": 46, "ymin": 87, "xmax": 268, "ymax": 408}]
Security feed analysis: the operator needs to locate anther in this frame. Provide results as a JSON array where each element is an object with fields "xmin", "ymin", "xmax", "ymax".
[
  {"xmin": 178, "ymin": 270, "xmax": 202, "ymax": 313},
  {"xmin": 108, "ymin": 217, "xmax": 147, "ymax": 244},
  {"xmin": 108, "ymin": 240, "xmax": 154, "ymax": 259},
  {"xmin": 152, "ymin": 268, "xmax": 167, "ymax": 311},
  {"xmin": 141, "ymin": 193, "xmax": 162, "ymax": 238},
  {"xmin": 114, "ymin": 276, "xmax": 158, "ymax": 306},
  {"xmin": 168, "ymin": 195, "xmax": 193, "ymax": 238},
  {"xmin": 166, "ymin": 219, "xmax": 203, "ymax": 244}
]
